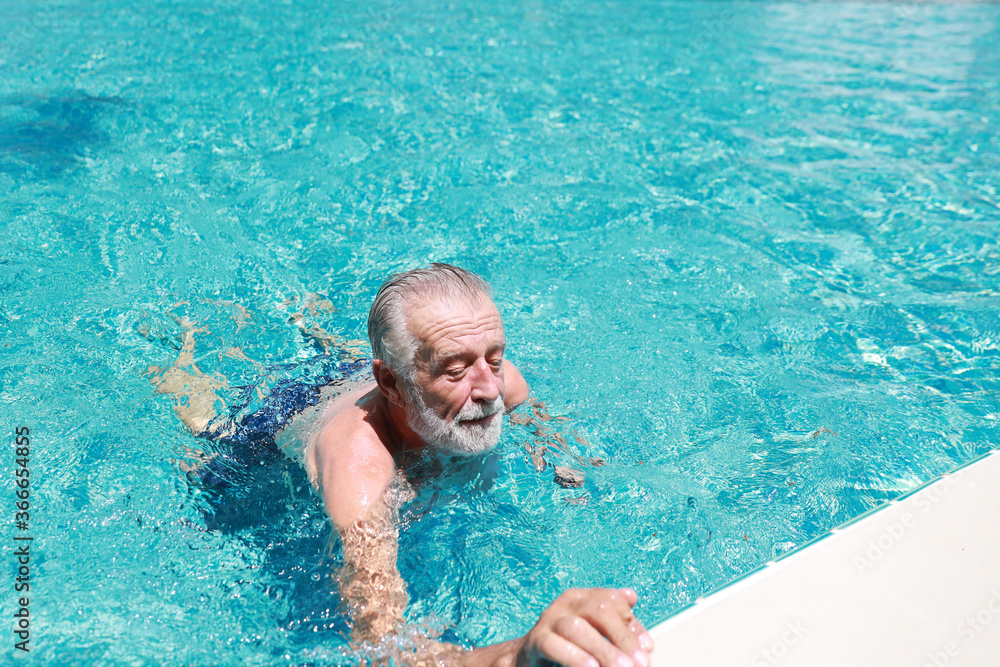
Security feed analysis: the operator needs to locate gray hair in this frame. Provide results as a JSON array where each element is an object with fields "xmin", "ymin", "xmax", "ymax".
[{"xmin": 367, "ymin": 263, "xmax": 493, "ymax": 379}]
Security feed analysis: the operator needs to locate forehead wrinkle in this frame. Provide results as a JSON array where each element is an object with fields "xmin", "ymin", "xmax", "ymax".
[
  {"xmin": 406, "ymin": 301, "xmax": 504, "ymax": 365},
  {"xmin": 422, "ymin": 317, "xmax": 502, "ymax": 343},
  {"xmin": 422, "ymin": 318, "xmax": 504, "ymax": 359}
]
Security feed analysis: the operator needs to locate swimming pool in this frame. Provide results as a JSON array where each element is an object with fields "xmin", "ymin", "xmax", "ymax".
[{"xmin": 2, "ymin": 0, "xmax": 998, "ymax": 663}]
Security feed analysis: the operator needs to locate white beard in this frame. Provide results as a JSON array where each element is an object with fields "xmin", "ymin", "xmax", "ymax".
[{"xmin": 404, "ymin": 384, "xmax": 504, "ymax": 456}]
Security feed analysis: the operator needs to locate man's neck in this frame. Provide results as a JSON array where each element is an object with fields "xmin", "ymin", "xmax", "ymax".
[{"xmin": 372, "ymin": 391, "xmax": 428, "ymax": 457}]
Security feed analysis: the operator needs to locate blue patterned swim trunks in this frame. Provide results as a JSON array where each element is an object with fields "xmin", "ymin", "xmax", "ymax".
[{"xmin": 190, "ymin": 357, "xmax": 372, "ymax": 503}]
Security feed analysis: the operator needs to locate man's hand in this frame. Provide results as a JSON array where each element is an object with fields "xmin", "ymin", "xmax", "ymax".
[{"xmin": 515, "ymin": 588, "xmax": 654, "ymax": 667}]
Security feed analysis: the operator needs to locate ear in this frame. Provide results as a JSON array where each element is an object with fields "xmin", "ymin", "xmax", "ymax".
[{"xmin": 373, "ymin": 359, "xmax": 406, "ymax": 407}]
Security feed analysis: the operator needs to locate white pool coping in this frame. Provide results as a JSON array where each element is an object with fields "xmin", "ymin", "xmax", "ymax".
[{"xmin": 649, "ymin": 449, "xmax": 1000, "ymax": 667}]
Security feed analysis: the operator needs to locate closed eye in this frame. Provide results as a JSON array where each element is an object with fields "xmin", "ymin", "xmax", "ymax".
[{"xmin": 446, "ymin": 366, "xmax": 467, "ymax": 377}]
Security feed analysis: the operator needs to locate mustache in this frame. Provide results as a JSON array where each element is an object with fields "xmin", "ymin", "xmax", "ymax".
[{"xmin": 456, "ymin": 395, "xmax": 504, "ymax": 422}]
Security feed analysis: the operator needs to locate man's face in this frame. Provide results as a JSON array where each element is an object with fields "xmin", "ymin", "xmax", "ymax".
[{"xmin": 401, "ymin": 295, "xmax": 506, "ymax": 455}]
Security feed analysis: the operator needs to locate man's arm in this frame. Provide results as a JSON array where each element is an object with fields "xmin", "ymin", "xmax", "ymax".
[
  {"xmin": 337, "ymin": 499, "xmax": 409, "ymax": 643},
  {"xmin": 336, "ymin": 502, "xmax": 653, "ymax": 665},
  {"xmin": 314, "ymin": 428, "xmax": 407, "ymax": 644}
]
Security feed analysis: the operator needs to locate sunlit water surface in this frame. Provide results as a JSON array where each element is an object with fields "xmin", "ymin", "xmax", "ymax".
[{"xmin": 2, "ymin": 0, "xmax": 999, "ymax": 663}]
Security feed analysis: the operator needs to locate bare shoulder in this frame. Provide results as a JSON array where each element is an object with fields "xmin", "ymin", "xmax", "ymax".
[
  {"xmin": 310, "ymin": 388, "xmax": 397, "ymax": 531},
  {"xmin": 503, "ymin": 359, "xmax": 530, "ymax": 409}
]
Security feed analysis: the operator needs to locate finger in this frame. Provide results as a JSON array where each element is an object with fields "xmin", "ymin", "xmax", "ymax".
[
  {"xmin": 571, "ymin": 588, "xmax": 634, "ymax": 623},
  {"xmin": 537, "ymin": 630, "xmax": 601, "ymax": 667},
  {"xmin": 617, "ymin": 588, "xmax": 638, "ymax": 608},
  {"xmin": 552, "ymin": 617, "xmax": 634, "ymax": 667},
  {"xmin": 581, "ymin": 590, "xmax": 651, "ymax": 665},
  {"xmin": 587, "ymin": 608, "xmax": 646, "ymax": 666},
  {"xmin": 629, "ymin": 617, "xmax": 654, "ymax": 653},
  {"xmin": 613, "ymin": 589, "xmax": 653, "ymax": 652},
  {"xmin": 596, "ymin": 589, "xmax": 639, "ymax": 628}
]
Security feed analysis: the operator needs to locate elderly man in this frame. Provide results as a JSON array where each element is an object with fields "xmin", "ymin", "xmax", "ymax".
[{"xmin": 150, "ymin": 264, "xmax": 653, "ymax": 667}]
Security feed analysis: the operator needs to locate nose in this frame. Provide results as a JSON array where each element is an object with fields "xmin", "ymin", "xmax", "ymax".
[{"xmin": 468, "ymin": 358, "xmax": 502, "ymax": 403}]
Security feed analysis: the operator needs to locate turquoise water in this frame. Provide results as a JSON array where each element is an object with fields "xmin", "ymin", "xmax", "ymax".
[{"xmin": 3, "ymin": 0, "xmax": 999, "ymax": 663}]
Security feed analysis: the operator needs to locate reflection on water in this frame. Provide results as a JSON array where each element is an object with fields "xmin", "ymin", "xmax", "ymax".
[{"xmin": 0, "ymin": 92, "xmax": 126, "ymax": 177}]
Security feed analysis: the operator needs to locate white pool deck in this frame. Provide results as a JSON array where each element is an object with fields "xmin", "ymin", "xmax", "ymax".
[{"xmin": 649, "ymin": 449, "xmax": 1000, "ymax": 667}]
